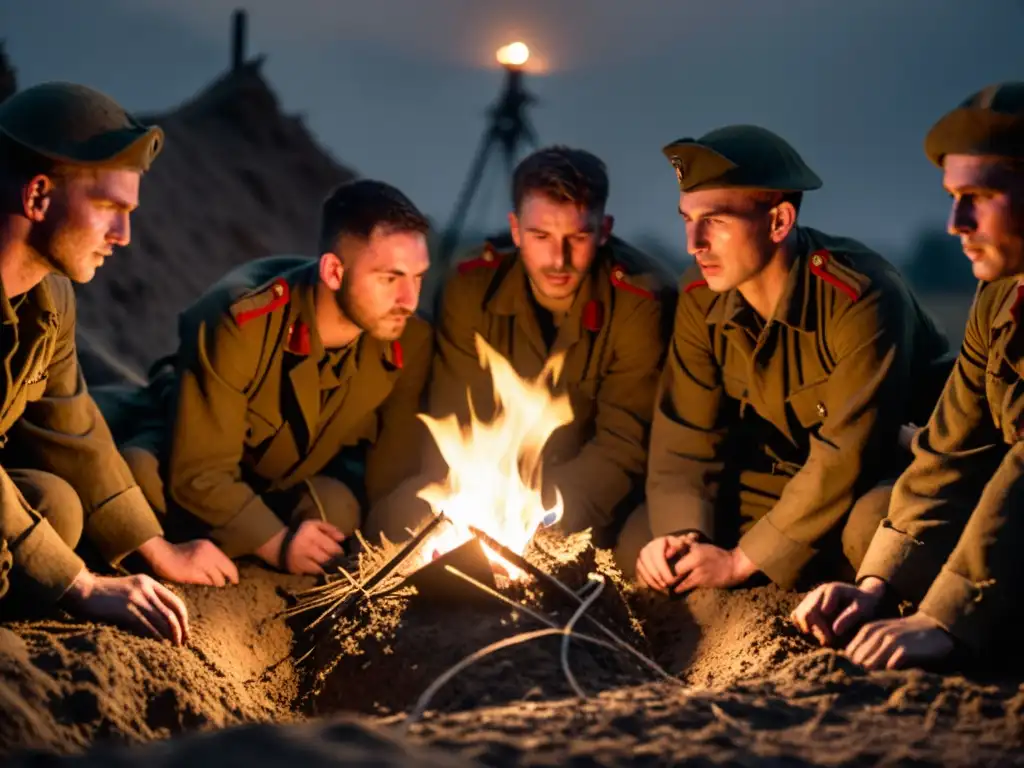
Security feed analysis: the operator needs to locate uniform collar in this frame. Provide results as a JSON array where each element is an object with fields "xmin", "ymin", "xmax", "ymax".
[
  {"xmin": 705, "ymin": 228, "xmax": 816, "ymax": 333},
  {"xmin": 485, "ymin": 247, "xmax": 607, "ymax": 322},
  {"xmin": 993, "ymin": 281, "xmax": 1024, "ymax": 330}
]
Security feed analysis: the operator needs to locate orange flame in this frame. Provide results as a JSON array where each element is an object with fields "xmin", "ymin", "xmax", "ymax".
[{"xmin": 416, "ymin": 334, "xmax": 572, "ymax": 578}]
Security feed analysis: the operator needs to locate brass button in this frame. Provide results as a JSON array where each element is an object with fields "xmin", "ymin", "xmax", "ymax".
[
  {"xmin": 816, "ymin": 402, "xmax": 828, "ymax": 418},
  {"xmin": 811, "ymin": 254, "xmax": 824, "ymax": 267},
  {"xmin": 273, "ymin": 282, "xmax": 284, "ymax": 297},
  {"xmin": 613, "ymin": 268, "xmax": 624, "ymax": 279},
  {"xmin": 482, "ymin": 250, "xmax": 493, "ymax": 262}
]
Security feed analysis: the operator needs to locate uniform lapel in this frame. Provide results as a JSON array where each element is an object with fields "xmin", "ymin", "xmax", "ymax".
[
  {"xmin": 292, "ymin": 337, "xmax": 398, "ymax": 480},
  {"xmin": 285, "ymin": 273, "xmax": 323, "ymax": 452}
]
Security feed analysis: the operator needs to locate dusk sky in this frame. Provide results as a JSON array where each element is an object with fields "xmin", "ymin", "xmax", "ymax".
[{"xmin": 4, "ymin": 1, "xmax": 1024, "ymax": 264}]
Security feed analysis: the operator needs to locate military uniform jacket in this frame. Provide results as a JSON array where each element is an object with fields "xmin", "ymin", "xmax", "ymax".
[
  {"xmin": 646, "ymin": 227, "xmax": 950, "ymax": 588},
  {"xmin": 0, "ymin": 275, "xmax": 162, "ymax": 601},
  {"xmin": 858, "ymin": 277, "xmax": 1024, "ymax": 653},
  {"xmin": 430, "ymin": 243, "xmax": 667, "ymax": 533},
  {"xmin": 146, "ymin": 256, "xmax": 433, "ymax": 556}
]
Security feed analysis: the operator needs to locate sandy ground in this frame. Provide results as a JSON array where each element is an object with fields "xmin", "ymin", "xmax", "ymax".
[{"xmin": 1, "ymin": 529, "xmax": 1022, "ymax": 767}]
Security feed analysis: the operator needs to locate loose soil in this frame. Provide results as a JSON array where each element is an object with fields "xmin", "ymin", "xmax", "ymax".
[{"xmin": 1, "ymin": 531, "xmax": 1022, "ymax": 767}]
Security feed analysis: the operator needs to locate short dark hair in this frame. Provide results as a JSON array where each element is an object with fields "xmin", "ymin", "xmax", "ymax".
[
  {"xmin": 318, "ymin": 178, "xmax": 430, "ymax": 253},
  {"xmin": 511, "ymin": 146, "xmax": 609, "ymax": 213}
]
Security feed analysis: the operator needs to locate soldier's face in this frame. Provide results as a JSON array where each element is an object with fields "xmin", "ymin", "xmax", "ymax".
[
  {"xmin": 29, "ymin": 169, "xmax": 139, "ymax": 283},
  {"xmin": 510, "ymin": 193, "xmax": 611, "ymax": 307},
  {"xmin": 334, "ymin": 227, "xmax": 429, "ymax": 341},
  {"xmin": 678, "ymin": 189, "xmax": 778, "ymax": 292},
  {"xmin": 943, "ymin": 155, "xmax": 1024, "ymax": 282}
]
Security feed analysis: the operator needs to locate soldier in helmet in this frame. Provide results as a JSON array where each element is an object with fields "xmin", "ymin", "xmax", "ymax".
[
  {"xmin": 793, "ymin": 82, "xmax": 1024, "ymax": 671},
  {"xmin": 111, "ymin": 179, "xmax": 434, "ymax": 577},
  {"xmin": 0, "ymin": 82, "xmax": 241, "ymax": 645},
  {"xmin": 364, "ymin": 146, "xmax": 668, "ymax": 547},
  {"xmin": 622, "ymin": 124, "xmax": 953, "ymax": 596}
]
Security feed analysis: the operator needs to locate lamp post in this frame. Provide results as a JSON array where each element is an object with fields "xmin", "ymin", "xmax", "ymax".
[{"xmin": 437, "ymin": 42, "xmax": 539, "ymax": 267}]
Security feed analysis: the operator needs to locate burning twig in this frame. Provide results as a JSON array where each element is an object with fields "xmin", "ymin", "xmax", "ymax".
[
  {"xmin": 468, "ymin": 525, "xmax": 679, "ymax": 686},
  {"xmin": 304, "ymin": 513, "xmax": 450, "ymax": 632}
]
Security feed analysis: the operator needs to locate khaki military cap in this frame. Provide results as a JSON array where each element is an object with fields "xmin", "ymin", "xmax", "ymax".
[
  {"xmin": 924, "ymin": 82, "xmax": 1024, "ymax": 167},
  {"xmin": 662, "ymin": 124, "xmax": 822, "ymax": 193},
  {"xmin": 0, "ymin": 81, "xmax": 163, "ymax": 171}
]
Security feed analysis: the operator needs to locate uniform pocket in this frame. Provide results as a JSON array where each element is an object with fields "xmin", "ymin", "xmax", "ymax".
[
  {"xmin": 245, "ymin": 409, "xmax": 282, "ymax": 448},
  {"xmin": 786, "ymin": 380, "xmax": 830, "ymax": 428},
  {"xmin": 24, "ymin": 379, "xmax": 47, "ymax": 403}
]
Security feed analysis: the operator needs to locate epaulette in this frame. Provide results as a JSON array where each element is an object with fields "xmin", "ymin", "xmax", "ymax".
[
  {"xmin": 808, "ymin": 250, "xmax": 863, "ymax": 303},
  {"xmin": 683, "ymin": 278, "xmax": 708, "ymax": 293},
  {"xmin": 610, "ymin": 264, "xmax": 655, "ymax": 300},
  {"xmin": 457, "ymin": 243, "xmax": 508, "ymax": 275},
  {"xmin": 230, "ymin": 278, "xmax": 289, "ymax": 327}
]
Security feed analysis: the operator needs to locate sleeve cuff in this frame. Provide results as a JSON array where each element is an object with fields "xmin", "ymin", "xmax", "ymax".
[
  {"xmin": 84, "ymin": 486, "xmax": 165, "ymax": 565},
  {"xmin": 918, "ymin": 567, "xmax": 998, "ymax": 655},
  {"xmin": 11, "ymin": 519, "xmax": 86, "ymax": 604},
  {"xmin": 209, "ymin": 499, "xmax": 287, "ymax": 559},
  {"xmin": 738, "ymin": 516, "xmax": 815, "ymax": 590},
  {"xmin": 855, "ymin": 519, "xmax": 941, "ymax": 604}
]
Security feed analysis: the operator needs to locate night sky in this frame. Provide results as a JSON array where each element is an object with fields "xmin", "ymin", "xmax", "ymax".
[{"xmin": 4, "ymin": 0, "xmax": 1024, "ymax": 264}]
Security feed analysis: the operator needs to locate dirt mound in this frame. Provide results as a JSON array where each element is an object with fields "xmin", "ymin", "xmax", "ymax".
[
  {"xmin": 72, "ymin": 61, "xmax": 356, "ymax": 376},
  {"xmin": 1, "ymin": 535, "xmax": 1023, "ymax": 766},
  {"xmin": 0, "ymin": 564, "xmax": 308, "ymax": 757}
]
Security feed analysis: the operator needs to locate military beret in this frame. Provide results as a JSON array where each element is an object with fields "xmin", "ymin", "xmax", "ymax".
[
  {"xmin": 0, "ymin": 81, "xmax": 163, "ymax": 171},
  {"xmin": 924, "ymin": 82, "xmax": 1024, "ymax": 167},
  {"xmin": 662, "ymin": 124, "xmax": 822, "ymax": 193}
]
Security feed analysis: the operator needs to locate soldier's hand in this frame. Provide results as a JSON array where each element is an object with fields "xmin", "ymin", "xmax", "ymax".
[
  {"xmin": 791, "ymin": 576, "xmax": 886, "ymax": 646},
  {"xmin": 670, "ymin": 542, "xmax": 757, "ymax": 593},
  {"xmin": 845, "ymin": 613, "xmax": 954, "ymax": 670},
  {"xmin": 636, "ymin": 534, "xmax": 697, "ymax": 592},
  {"xmin": 136, "ymin": 537, "xmax": 239, "ymax": 587},
  {"xmin": 282, "ymin": 520, "xmax": 346, "ymax": 575},
  {"xmin": 62, "ymin": 570, "xmax": 190, "ymax": 646}
]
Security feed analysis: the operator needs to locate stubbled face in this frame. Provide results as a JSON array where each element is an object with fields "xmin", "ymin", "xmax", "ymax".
[
  {"xmin": 335, "ymin": 226, "xmax": 429, "ymax": 341},
  {"xmin": 510, "ymin": 192, "xmax": 611, "ymax": 307},
  {"xmin": 28, "ymin": 169, "xmax": 139, "ymax": 283},
  {"xmin": 943, "ymin": 154, "xmax": 1024, "ymax": 282},
  {"xmin": 678, "ymin": 188, "xmax": 778, "ymax": 292}
]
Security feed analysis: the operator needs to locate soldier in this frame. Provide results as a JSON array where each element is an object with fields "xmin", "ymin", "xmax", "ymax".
[
  {"xmin": 113, "ymin": 179, "xmax": 434, "ymax": 577},
  {"xmin": 623, "ymin": 124, "xmax": 952, "ymax": 595},
  {"xmin": 0, "ymin": 82, "xmax": 242, "ymax": 645},
  {"xmin": 792, "ymin": 83, "xmax": 1024, "ymax": 671},
  {"xmin": 364, "ymin": 146, "xmax": 667, "ymax": 546}
]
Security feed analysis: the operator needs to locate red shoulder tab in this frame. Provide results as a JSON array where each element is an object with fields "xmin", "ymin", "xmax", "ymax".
[
  {"xmin": 233, "ymin": 278, "xmax": 289, "ymax": 327},
  {"xmin": 457, "ymin": 243, "xmax": 505, "ymax": 275},
  {"xmin": 388, "ymin": 340, "xmax": 404, "ymax": 369},
  {"xmin": 683, "ymin": 279, "xmax": 708, "ymax": 293},
  {"xmin": 808, "ymin": 250, "xmax": 859, "ymax": 303},
  {"xmin": 285, "ymin": 321, "xmax": 311, "ymax": 356},
  {"xmin": 583, "ymin": 299, "xmax": 604, "ymax": 332},
  {"xmin": 610, "ymin": 265, "xmax": 654, "ymax": 299}
]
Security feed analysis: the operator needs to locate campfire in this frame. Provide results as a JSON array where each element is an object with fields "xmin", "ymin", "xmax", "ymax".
[
  {"xmin": 285, "ymin": 333, "xmax": 677, "ymax": 719},
  {"xmin": 414, "ymin": 335, "xmax": 573, "ymax": 578}
]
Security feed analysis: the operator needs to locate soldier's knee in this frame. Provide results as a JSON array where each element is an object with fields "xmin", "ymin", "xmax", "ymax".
[
  {"xmin": 122, "ymin": 444, "xmax": 166, "ymax": 515},
  {"xmin": 842, "ymin": 484, "xmax": 892, "ymax": 569},
  {"xmin": 612, "ymin": 503, "xmax": 653, "ymax": 580},
  {"xmin": 363, "ymin": 473, "xmax": 434, "ymax": 545},
  {"xmin": 18, "ymin": 471, "xmax": 83, "ymax": 548},
  {"xmin": 301, "ymin": 476, "xmax": 362, "ymax": 535}
]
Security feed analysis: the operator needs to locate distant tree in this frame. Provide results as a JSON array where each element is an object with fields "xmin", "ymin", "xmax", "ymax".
[{"xmin": 903, "ymin": 227, "xmax": 974, "ymax": 293}]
